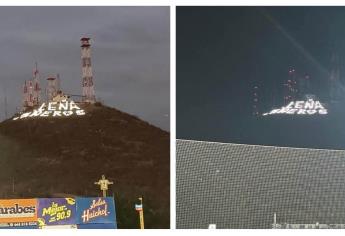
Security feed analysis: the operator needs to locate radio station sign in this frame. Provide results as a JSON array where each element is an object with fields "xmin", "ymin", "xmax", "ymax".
[
  {"xmin": 37, "ymin": 198, "xmax": 76, "ymax": 227},
  {"xmin": 0, "ymin": 199, "xmax": 37, "ymax": 228},
  {"xmin": 0, "ymin": 197, "xmax": 117, "ymax": 229},
  {"xmin": 262, "ymin": 99, "xmax": 328, "ymax": 116},
  {"xmin": 76, "ymin": 197, "xmax": 116, "ymax": 228},
  {"xmin": 13, "ymin": 100, "xmax": 86, "ymax": 120}
]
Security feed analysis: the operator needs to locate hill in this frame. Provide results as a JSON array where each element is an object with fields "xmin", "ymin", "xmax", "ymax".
[{"xmin": 0, "ymin": 102, "xmax": 170, "ymax": 229}]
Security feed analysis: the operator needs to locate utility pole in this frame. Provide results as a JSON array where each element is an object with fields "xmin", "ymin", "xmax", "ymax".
[{"xmin": 135, "ymin": 197, "xmax": 145, "ymax": 229}]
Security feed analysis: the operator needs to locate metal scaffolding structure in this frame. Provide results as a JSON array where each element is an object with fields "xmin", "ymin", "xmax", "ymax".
[{"xmin": 81, "ymin": 37, "xmax": 96, "ymax": 103}]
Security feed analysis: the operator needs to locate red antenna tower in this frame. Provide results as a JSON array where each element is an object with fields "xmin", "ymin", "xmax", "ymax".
[{"xmin": 81, "ymin": 37, "xmax": 96, "ymax": 103}]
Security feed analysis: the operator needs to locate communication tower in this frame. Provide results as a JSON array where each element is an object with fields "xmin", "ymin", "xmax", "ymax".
[
  {"xmin": 252, "ymin": 85, "xmax": 260, "ymax": 116},
  {"xmin": 22, "ymin": 63, "xmax": 41, "ymax": 110},
  {"xmin": 283, "ymin": 68, "xmax": 298, "ymax": 104},
  {"xmin": 81, "ymin": 37, "xmax": 96, "ymax": 103},
  {"xmin": 46, "ymin": 76, "xmax": 60, "ymax": 102}
]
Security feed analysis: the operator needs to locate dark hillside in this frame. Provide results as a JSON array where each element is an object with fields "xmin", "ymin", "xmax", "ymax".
[{"xmin": 0, "ymin": 103, "xmax": 170, "ymax": 228}]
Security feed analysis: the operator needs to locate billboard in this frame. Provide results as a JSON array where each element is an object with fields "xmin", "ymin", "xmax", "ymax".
[
  {"xmin": 262, "ymin": 99, "xmax": 328, "ymax": 116},
  {"xmin": 0, "ymin": 199, "xmax": 37, "ymax": 228},
  {"xmin": 76, "ymin": 197, "xmax": 117, "ymax": 228},
  {"xmin": 0, "ymin": 197, "xmax": 117, "ymax": 229},
  {"xmin": 13, "ymin": 100, "xmax": 86, "ymax": 120},
  {"xmin": 37, "ymin": 198, "xmax": 77, "ymax": 227}
]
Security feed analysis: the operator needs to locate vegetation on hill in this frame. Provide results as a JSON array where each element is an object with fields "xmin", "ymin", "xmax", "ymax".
[{"xmin": 0, "ymin": 103, "xmax": 170, "ymax": 228}]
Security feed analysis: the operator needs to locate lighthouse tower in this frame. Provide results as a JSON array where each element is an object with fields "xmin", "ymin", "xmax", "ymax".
[{"xmin": 81, "ymin": 37, "xmax": 96, "ymax": 103}]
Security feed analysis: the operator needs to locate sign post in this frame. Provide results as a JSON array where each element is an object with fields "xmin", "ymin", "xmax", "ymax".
[
  {"xmin": 135, "ymin": 197, "xmax": 145, "ymax": 229},
  {"xmin": 94, "ymin": 175, "xmax": 113, "ymax": 197}
]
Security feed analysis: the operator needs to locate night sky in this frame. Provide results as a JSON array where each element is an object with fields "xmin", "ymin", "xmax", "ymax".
[
  {"xmin": 0, "ymin": 6, "xmax": 170, "ymax": 131},
  {"xmin": 177, "ymin": 7, "xmax": 345, "ymax": 149}
]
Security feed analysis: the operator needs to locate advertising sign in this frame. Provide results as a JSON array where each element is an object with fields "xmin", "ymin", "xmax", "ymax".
[
  {"xmin": 76, "ymin": 197, "xmax": 116, "ymax": 227},
  {"xmin": 0, "ymin": 199, "xmax": 37, "ymax": 226},
  {"xmin": 37, "ymin": 198, "xmax": 76, "ymax": 227},
  {"xmin": 13, "ymin": 100, "xmax": 86, "ymax": 120},
  {"xmin": 262, "ymin": 99, "xmax": 328, "ymax": 116}
]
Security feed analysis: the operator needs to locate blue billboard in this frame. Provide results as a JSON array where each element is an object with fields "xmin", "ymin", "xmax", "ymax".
[
  {"xmin": 76, "ymin": 197, "xmax": 117, "ymax": 228},
  {"xmin": 0, "ymin": 197, "xmax": 118, "ymax": 229}
]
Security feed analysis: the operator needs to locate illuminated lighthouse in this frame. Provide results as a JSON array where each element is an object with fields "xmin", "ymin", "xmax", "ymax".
[{"xmin": 81, "ymin": 37, "xmax": 96, "ymax": 103}]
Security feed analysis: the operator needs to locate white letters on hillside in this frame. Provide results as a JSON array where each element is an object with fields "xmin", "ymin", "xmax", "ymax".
[
  {"xmin": 262, "ymin": 99, "xmax": 327, "ymax": 116},
  {"xmin": 13, "ymin": 100, "xmax": 86, "ymax": 120}
]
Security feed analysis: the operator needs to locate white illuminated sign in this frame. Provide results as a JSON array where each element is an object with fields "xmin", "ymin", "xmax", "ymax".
[
  {"xmin": 13, "ymin": 100, "xmax": 86, "ymax": 120},
  {"xmin": 262, "ymin": 99, "xmax": 328, "ymax": 116}
]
